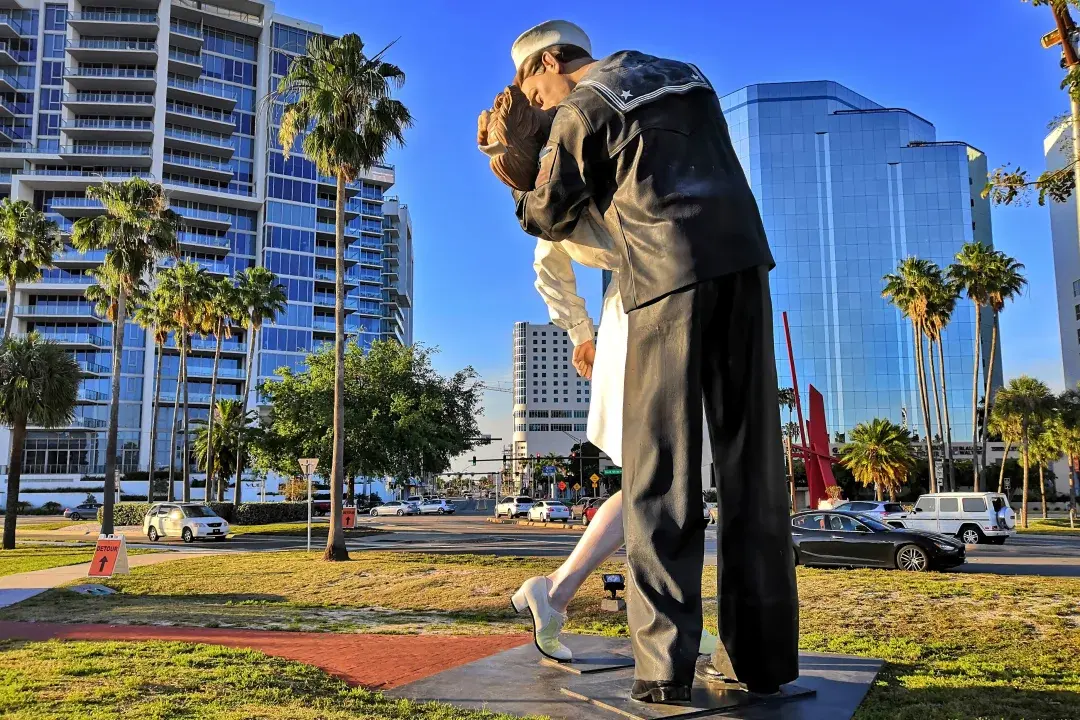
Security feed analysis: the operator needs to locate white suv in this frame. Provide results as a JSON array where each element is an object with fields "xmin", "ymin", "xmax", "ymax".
[
  {"xmin": 495, "ymin": 495, "xmax": 533, "ymax": 518},
  {"xmin": 899, "ymin": 492, "xmax": 1015, "ymax": 545},
  {"xmin": 144, "ymin": 503, "xmax": 229, "ymax": 543}
]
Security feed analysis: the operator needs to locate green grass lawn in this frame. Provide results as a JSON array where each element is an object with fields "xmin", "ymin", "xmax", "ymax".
[
  {"xmin": 1017, "ymin": 517, "xmax": 1080, "ymax": 535},
  {"xmin": 0, "ymin": 639, "xmax": 530, "ymax": 720},
  {"xmin": 12, "ymin": 521, "xmax": 86, "ymax": 532},
  {"xmin": 0, "ymin": 552, "xmax": 1078, "ymax": 719},
  {"xmin": 0, "ymin": 546, "xmax": 154, "ymax": 578}
]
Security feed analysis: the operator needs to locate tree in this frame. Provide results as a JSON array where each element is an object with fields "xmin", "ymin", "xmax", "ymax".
[
  {"xmin": 193, "ymin": 399, "xmax": 254, "ymax": 500},
  {"xmin": 156, "ymin": 261, "xmax": 212, "ymax": 503},
  {"xmin": 838, "ymin": 419, "xmax": 914, "ymax": 501},
  {"xmin": 984, "ymin": 2, "xmax": 1080, "ymax": 206},
  {"xmin": 993, "ymin": 377, "xmax": 1056, "ymax": 528},
  {"xmin": 980, "ymin": 252, "xmax": 1027, "ymax": 473},
  {"xmin": 1057, "ymin": 387, "xmax": 1080, "ymax": 525},
  {"xmin": 1030, "ymin": 419, "xmax": 1063, "ymax": 520},
  {"xmin": 131, "ymin": 286, "xmax": 174, "ymax": 502},
  {"xmin": 882, "ymin": 257, "xmax": 939, "ymax": 491},
  {"xmin": 70, "ymin": 178, "xmax": 179, "ymax": 535},
  {"xmin": 949, "ymin": 241, "xmax": 997, "ymax": 488},
  {"xmin": 0, "ymin": 199, "xmax": 60, "ymax": 336},
  {"xmin": 232, "ymin": 266, "xmax": 287, "ymax": 509},
  {"xmin": 254, "ymin": 341, "xmax": 482, "ymax": 546},
  {"xmin": 197, "ymin": 277, "xmax": 243, "ymax": 502},
  {"xmin": 988, "ymin": 400, "xmax": 1023, "ymax": 494},
  {"xmin": 0, "ymin": 334, "xmax": 79, "ymax": 548},
  {"xmin": 277, "ymin": 32, "xmax": 412, "ymax": 562},
  {"xmin": 925, "ymin": 272, "xmax": 960, "ymax": 490}
]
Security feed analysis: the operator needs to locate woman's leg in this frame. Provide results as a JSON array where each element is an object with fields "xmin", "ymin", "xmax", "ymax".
[{"xmin": 547, "ymin": 491, "xmax": 624, "ymax": 613}]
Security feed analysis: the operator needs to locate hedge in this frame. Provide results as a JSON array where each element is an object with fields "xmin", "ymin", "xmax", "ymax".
[{"xmin": 99, "ymin": 501, "xmax": 310, "ymax": 527}]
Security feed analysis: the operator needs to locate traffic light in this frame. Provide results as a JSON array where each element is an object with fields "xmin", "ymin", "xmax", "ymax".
[{"xmin": 471, "ymin": 456, "xmax": 476, "ymax": 466}]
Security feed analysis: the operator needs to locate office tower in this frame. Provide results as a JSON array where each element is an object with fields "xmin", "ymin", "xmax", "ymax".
[
  {"xmin": 721, "ymin": 81, "xmax": 998, "ymax": 438},
  {"xmin": 1045, "ymin": 123, "xmax": 1080, "ymax": 390},
  {"xmin": 0, "ymin": 1, "xmax": 412, "ymax": 501}
]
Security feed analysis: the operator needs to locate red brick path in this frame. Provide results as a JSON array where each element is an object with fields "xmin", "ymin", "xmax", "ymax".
[{"xmin": 0, "ymin": 621, "xmax": 530, "ymax": 689}]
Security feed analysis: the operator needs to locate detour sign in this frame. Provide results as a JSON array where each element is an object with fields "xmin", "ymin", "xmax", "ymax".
[
  {"xmin": 88, "ymin": 534, "xmax": 129, "ymax": 578},
  {"xmin": 342, "ymin": 506, "xmax": 357, "ymax": 529}
]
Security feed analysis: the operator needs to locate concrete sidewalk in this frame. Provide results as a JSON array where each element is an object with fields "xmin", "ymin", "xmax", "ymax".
[{"xmin": 0, "ymin": 552, "xmax": 206, "ymax": 609}]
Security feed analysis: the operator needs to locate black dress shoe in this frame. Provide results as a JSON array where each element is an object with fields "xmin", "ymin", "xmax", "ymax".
[
  {"xmin": 630, "ymin": 680, "xmax": 692, "ymax": 704},
  {"xmin": 745, "ymin": 684, "xmax": 781, "ymax": 697},
  {"xmin": 694, "ymin": 660, "xmax": 737, "ymax": 685}
]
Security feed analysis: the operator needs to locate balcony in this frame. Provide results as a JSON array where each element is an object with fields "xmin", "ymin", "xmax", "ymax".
[
  {"xmin": 315, "ymin": 196, "xmax": 360, "ymax": 218},
  {"xmin": 173, "ymin": 205, "xmax": 232, "ymax": 230},
  {"xmin": 177, "ymin": 231, "xmax": 230, "ymax": 254},
  {"xmin": 312, "ymin": 316, "xmax": 335, "ymax": 334},
  {"xmin": 67, "ymin": 11, "xmax": 160, "ymax": 38},
  {"xmin": 166, "ymin": 75, "xmax": 237, "ymax": 111},
  {"xmin": 60, "ymin": 143, "xmax": 153, "ymax": 166},
  {"xmin": 184, "ymin": 364, "xmax": 245, "ymax": 380},
  {"xmin": 314, "ymin": 244, "xmax": 360, "ymax": 264},
  {"xmin": 163, "ymin": 126, "xmax": 234, "ymax": 157},
  {"xmin": 68, "ymin": 416, "xmax": 107, "ymax": 429},
  {"xmin": 171, "ymin": 0, "xmax": 262, "ymax": 37},
  {"xmin": 78, "ymin": 360, "xmax": 110, "ymax": 375},
  {"xmin": 0, "ymin": 40, "xmax": 17, "ymax": 66},
  {"xmin": 160, "ymin": 256, "xmax": 231, "ymax": 276},
  {"xmin": 61, "ymin": 118, "xmax": 154, "ymax": 141},
  {"xmin": 39, "ymin": 271, "xmax": 93, "ymax": 285},
  {"xmin": 161, "ymin": 391, "xmax": 243, "ymax": 405},
  {"xmin": 382, "ymin": 264, "xmax": 399, "ymax": 282},
  {"xmin": 169, "ymin": 18, "xmax": 204, "ymax": 51},
  {"xmin": 77, "ymin": 388, "xmax": 108, "ymax": 403},
  {"xmin": 0, "ymin": 69, "xmax": 29, "ymax": 92},
  {"xmin": 164, "ymin": 101, "xmax": 235, "ymax": 133},
  {"xmin": 313, "ymin": 293, "xmax": 359, "ymax": 311},
  {"xmin": 0, "ymin": 12, "xmax": 31, "ymax": 39},
  {"xmin": 313, "ymin": 269, "xmax": 359, "ymax": 287},
  {"xmin": 170, "ymin": 336, "xmax": 246, "ymax": 354},
  {"xmin": 14, "ymin": 302, "xmax": 99, "ymax": 319},
  {"xmin": 66, "ymin": 39, "xmax": 158, "ymax": 65},
  {"xmin": 34, "ymin": 330, "xmax": 109, "ymax": 348},
  {"xmin": 63, "ymin": 66, "xmax": 156, "ymax": 92},
  {"xmin": 168, "ymin": 46, "xmax": 203, "ymax": 77},
  {"xmin": 63, "ymin": 92, "xmax": 155, "ymax": 116},
  {"xmin": 315, "ymin": 221, "xmax": 361, "ymax": 240},
  {"xmin": 162, "ymin": 150, "xmax": 234, "ymax": 181},
  {"xmin": 49, "ymin": 196, "xmax": 105, "ymax": 217},
  {"xmin": 0, "ymin": 96, "xmax": 17, "ymax": 117}
]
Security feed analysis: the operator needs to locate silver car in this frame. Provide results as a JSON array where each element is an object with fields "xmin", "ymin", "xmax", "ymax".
[
  {"xmin": 831, "ymin": 500, "xmax": 908, "ymax": 526},
  {"xmin": 370, "ymin": 500, "xmax": 418, "ymax": 516}
]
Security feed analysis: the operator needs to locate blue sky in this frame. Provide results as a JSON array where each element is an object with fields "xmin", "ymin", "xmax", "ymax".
[{"xmin": 273, "ymin": 0, "xmax": 1067, "ymax": 457}]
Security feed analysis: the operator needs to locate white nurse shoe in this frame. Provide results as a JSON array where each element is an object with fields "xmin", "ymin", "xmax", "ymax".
[{"xmin": 510, "ymin": 576, "xmax": 573, "ymax": 662}]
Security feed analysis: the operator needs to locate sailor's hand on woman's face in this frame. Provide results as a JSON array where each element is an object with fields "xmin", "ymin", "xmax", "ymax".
[{"xmin": 573, "ymin": 340, "xmax": 595, "ymax": 380}]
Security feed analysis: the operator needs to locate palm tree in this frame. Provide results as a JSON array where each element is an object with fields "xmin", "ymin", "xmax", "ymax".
[
  {"xmin": 132, "ymin": 287, "xmax": 174, "ymax": 502},
  {"xmin": 1030, "ymin": 420, "xmax": 1062, "ymax": 521},
  {"xmin": 232, "ymin": 267, "xmax": 287, "ymax": 508},
  {"xmin": 277, "ymin": 33, "xmax": 412, "ymax": 562},
  {"xmin": 70, "ymin": 178, "xmax": 179, "ymax": 534},
  {"xmin": 197, "ymin": 278, "xmax": 243, "ymax": 502},
  {"xmin": 0, "ymin": 199, "xmax": 60, "ymax": 336},
  {"xmin": 980, "ymin": 252, "xmax": 1027, "ymax": 478},
  {"xmin": 993, "ymin": 377, "xmax": 1055, "ymax": 528},
  {"xmin": 156, "ymin": 261, "xmax": 212, "ymax": 503},
  {"xmin": 0, "ymin": 334, "xmax": 80, "ymax": 548},
  {"xmin": 949, "ymin": 241, "xmax": 996, "ymax": 488},
  {"xmin": 882, "ymin": 257, "xmax": 939, "ymax": 492},
  {"xmin": 988, "ymin": 400, "xmax": 1022, "ymax": 495},
  {"xmin": 1058, "ymin": 388, "xmax": 1080, "ymax": 526},
  {"xmin": 925, "ymin": 273, "xmax": 960, "ymax": 490},
  {"xmin": 839, "ymin": 418, "xmax": 914, "ymax": 501},
  {"xmin": 193, "ymin": 399, "xmax": 254, "ymax": 501}
]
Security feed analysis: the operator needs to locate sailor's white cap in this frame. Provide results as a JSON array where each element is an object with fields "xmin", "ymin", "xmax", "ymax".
[{"xmin": 511, "ymin": 20, "xmax": 591, "ymax": 72}]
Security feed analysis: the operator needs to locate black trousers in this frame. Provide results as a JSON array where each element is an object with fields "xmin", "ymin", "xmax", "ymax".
[{"xmin": 621, "ymin": 265, "xmax": 799, "ymax": 688}]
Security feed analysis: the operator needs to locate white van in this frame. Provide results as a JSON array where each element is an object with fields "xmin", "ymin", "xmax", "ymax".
[{"xmin": 900, "ymin": 492, "xmax": 1015, "ymax": 545}]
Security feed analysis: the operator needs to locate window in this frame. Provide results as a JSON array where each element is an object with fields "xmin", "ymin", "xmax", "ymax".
[
  {"xmin": 1073, "ymin": 279, "xmax": 1080, "ymax": 297},
  {"xmin": 1075, "ymin": 303, "xmax": 1080, "ymax": 321},
  {"xmin": 847, "ymin": 502, "xmax": 873, "ymax": 511},
  {"xmin": 962, "ymin": 497, "xmax": 987, "ymax": 513},
  {"xmin": 828, "ymin": 514, "xmax": 859, "ymax": 532},
  {"xmin": 792, "ymin": 514, "xmax": 826, "ymax": 530},
  {"xmin": 914, "ymin": 497, "xmax": 936, "ymax": 513},
  {"xmin": 939, "ymin": 498, "xmax": 959, "ymax": 513}
]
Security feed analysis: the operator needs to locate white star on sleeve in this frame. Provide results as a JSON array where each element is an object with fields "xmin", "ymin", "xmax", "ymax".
[{"xmin": 620, "ymin": 90, "xmax": 633, "ymax": 100}]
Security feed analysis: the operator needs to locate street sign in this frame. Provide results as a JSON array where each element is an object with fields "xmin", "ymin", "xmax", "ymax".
[
  {"xmin": 342, "ymin": 506, "xmax": 357, "ymax": 529},
  {"xmin": 1004, "ymin": 478, "xmax": 1012, "ymax": 493},
  {"xmin": 592, "ymin": 479, "xmax": 599, "ymax": 489},
  {"xmin": 542, "ymin": 465, "xmax": 556, "ymax": 477},
  {"xmin": 88, "ymin": 534, "xmax": 128, "ymax": 578},
  {"xmin": 590, "ymin": 473, "xmax": 600, "ymax": 483},
  {"xmin": 602, "ymin": 468, "xmax": 622, "ymax": 476},
  {"xmin": 1043, "ymin": 28, "xmax": 1063, "ymax": 49},
  {"xmin": 558, "ymin": 481, "xmax": 566, "ymax": 491},
  {"xmin": 572, "ymin": 483, "xmax": 581, "ymax": 491}
]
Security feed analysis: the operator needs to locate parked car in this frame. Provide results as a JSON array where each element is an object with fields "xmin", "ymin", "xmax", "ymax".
[
  {"xmin": 830, "ymin": 500, "xmax": 907, "ymax": 526},
  {"xmin": 791, "ymin": 510, "xmax": 965, "ymax": 572},
  {"xmin": 570, "ymin": 497, "xmax": 594, "ymax": 519},
  {"xmin": 529, "ymin": 500, "xmax": 570, "ymax": 522},
  {"xmin": 63, "ymin": 503, "xmax": 101, "ymax": 521},
  {"xmin": 703, "ymin": 501, "xmax": 716, "ymax": 524},
  {"xmin": 897, "ymin": 492, "xmax": 1015, "ymax": 545},
  {"xmin": 419, "ymin": 498, "xmax": 456, "ymax": 515},
  {"xmin": 495, "ymin": 496, "xmax": 534, "ymax": 518},
  {"xmin": 581, "ymin": 497, "xmax": 607, "ymax": 526},
  {"xmin": 406, "ymin": 495, "xmax": 425, "ymax": 505},
  {"xmin": 371, "ymin": 500, "xmax": 418, "ymax": 517},
  {"xmin": 143, "ymin": 503, "xmax": 229, "ymax": 543}
]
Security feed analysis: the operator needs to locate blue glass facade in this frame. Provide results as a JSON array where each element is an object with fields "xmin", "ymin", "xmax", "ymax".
[{"xmin": 720, "ymin": 81, "xmax": 998, "ymax": 438}]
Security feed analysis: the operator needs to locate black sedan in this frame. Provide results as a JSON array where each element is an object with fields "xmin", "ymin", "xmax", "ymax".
[{"xmin": 791, "ymin": 510, "xmax": 965, "ymax": 572}]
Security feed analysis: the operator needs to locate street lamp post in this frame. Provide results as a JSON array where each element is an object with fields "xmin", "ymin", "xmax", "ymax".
[
  {"xmin": 560, "ymin": 431, "xmax": 584, "ymax": 499},
  {"xmin": 298, "ymin": 457, "xmax": 319, "ymax": 552}
]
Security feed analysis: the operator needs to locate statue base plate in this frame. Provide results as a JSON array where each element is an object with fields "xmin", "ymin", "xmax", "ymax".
[{"xmin": 541, "ymin": 634, "xmax": 635, "ymax": 674}]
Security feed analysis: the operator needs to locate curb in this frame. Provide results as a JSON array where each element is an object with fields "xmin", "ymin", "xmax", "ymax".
[{"xmin": 485, "ymin": 517, "xmax": 586, "ymax": 531}]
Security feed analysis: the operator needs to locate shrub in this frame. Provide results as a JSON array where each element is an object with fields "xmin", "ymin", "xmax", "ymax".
[
  {"xmin": 40, "ymin": 501, "xmax": 63, "ymax": 515},
  {"xmin": 21, "ymin": 486, "xmax": 104, "ymax": 494},
  {"xmin": 100, "ymin": 501, "xmax": 310, "ymax": 526},
  {"xmin": 99, "ymin": 503, "xmax": 151, "ymax": 527}
]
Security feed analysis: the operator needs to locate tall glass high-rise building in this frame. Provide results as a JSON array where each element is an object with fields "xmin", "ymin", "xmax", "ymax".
[
  {"xmin": 0, "ymin": 1, "xmax": 414, "ymax": 500},
  {"xmin": 719, "ymin": 81, "xmax": 998, "ymax": 439}
]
